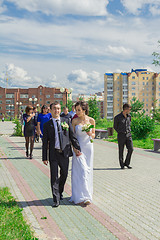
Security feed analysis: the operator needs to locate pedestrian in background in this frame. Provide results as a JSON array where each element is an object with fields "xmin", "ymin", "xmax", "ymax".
[
  {"xmin": 37, "ymin": 105, "xmax": 52, "ymax": 140},
  {"xmin": 114, "ymin": 103, "xmax": 133, "ymax": 169},
  {"xmin": 23, "ymin": 105, "xmax": 36, "ymax": 159},
  {"xmin": 60, "ymin": 107, "xmax": 72, "ymax": 121}
]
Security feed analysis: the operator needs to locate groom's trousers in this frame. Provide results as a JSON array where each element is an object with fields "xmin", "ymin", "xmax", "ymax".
[{"xmin": 49, "ymin": 150, "xmax": 69, "ymax": 203}]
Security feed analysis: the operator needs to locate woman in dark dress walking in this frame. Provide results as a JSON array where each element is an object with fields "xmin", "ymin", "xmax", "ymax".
[{"xmin": 23, "ymin": 105, "xmax": 36, "ymax": 159}]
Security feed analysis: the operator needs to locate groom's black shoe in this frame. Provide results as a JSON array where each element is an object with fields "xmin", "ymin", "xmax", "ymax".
[
  {"xmin": 60, "ymin": 194, "xmax": 63, "ymax": 200},
  {"xmin": 124, "ymin": 164, "xmax": 132, "ymax": 169},
  {"xmin": 52, "ymin": 201, "xmax": 60, "ymax": 208}
]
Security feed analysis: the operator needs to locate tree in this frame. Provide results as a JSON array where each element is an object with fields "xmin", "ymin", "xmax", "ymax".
[
  {"xmin": 67, "ymin": 99, "xmax": 73, "ymax": 112},
  {"xmin": 152, "ymin": 40, "xmax": 160, "ymax": 66},
  {"xmin": 88, "ymin": 96, "xmax": 100, "ymax": 122},
  {"xmin": 130, "ymin": 97, "xmax": 144, "ymax": 117}
]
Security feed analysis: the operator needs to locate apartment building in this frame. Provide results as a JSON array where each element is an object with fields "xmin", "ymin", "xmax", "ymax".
[
  {"xmin": 0, "ymin": 85, "xmax": 69, "ymax": 118},
  {"xmin": 104, "ymin": 69, "xmax": 160, "ymax": 119}
]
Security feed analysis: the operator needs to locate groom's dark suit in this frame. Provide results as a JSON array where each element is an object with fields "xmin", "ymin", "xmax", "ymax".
[{"xmin": 42, "ymin": 117, "xmax": 81, "ymax": 204}]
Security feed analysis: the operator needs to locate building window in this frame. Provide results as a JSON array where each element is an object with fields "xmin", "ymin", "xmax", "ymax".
[
  {"xmin": 132, "ymin": 76, "xmax": 135, "ymax": 79},
  {"xmin": 117, "ymin": 98, "xmax": 119, "ymax": 102},
  {"xmin": 0, "ymin": 95, "xmax": 2, "ymax": 98},
  {"xmin": 117, "ymin": 92, "xmax": 119, "ymax": 96},
  {"xmin": 117, "ymin": 87, "xmax": 119, "ymax": 90},
  {"xmin": 20, "ymin": 94, "xmax": 28, "ymax": 98},
  {"xmin": 143, "ymin": 82, "xmax": 145, "ymax": 85},
  {"xmin": 0, "ymin": 100, "xmax": 2, "ymax": 104},
  {"xmin": 146, "ymin": 109, "xmax": 148, "ymax": 111},
  {"xmin": 146, "ymin": 77, "xmax": 148, "ymax": 80},
  {"xmin": 152, "ymin": 87, "xmax": 154, "ymax": 90},
  {"xmin": 117, "ymin": 81, "xmax": 119, "ymax": 84},
  {"xmin": 117, "ymin": 76, "xmax": 119, "ymax": 79},
  {"xmin": 132, "ymin": 82, "xmax": 136, "ymax": 85},
  {"xmin": 32, "ymin": 95, "xmax": 36, "ymax": 98},
  {"xmin": 146, "ymin": 82, "xmax": 148, "ymax": 85},
  {"xmin": 132, "ymin": 87, "xmax": 135, "ymax": 90},
  {"xmin": 6, "ymin": 100, "xmax": 12, "ymax": 104},
  {"xmin": 46, "ymin": 101, "xmax": 50, "ymax": 104},
  {"xmin": 152, "ymin": 93, "xmax": 154, "ymax": 95},
  {"xmin": 146, "ymin": 104, "xmax": 148, "ymax": 107},
  {"xmin": 143, "ymin": 98, "xmax": 144, "ymax": 101},
  {"xmin": 146, "ymin": 93, "xmax": 148, "ymax": 96},
  {"xmin": 54, "ymin": 94, "xmax": 63, "ymax": 98},
  {"xmin": 146, "ymin": 99, "xmax": 148, "ymax": 102},
  {"xmin": 159, "ymin": 82, "xmax": 160, "ymax": 85},
  {"xmin": 117, "ymin": 104, "xmax": 119, "ymax": 106},
  {"xmin": 146, "ymin": 88, "xmax": 148, "ymax": 91},
  {"xmin": 132, "ymin": 93, "xmax": 135, "ymax": 96},
  {"xmin": 6, "ymin": 93, "xmax": 14, "ymax": 98},
  {"xmin": 152, "ymin": 82, "xmax": 154, "ymax": 85},
  {"xmin": 46, "ymin": 95, "xmax": 50, "ymax": 98},
  {"xmin": 40, "ymin": 98, "xmax": 42, "ymax": 101},
  {"xmin": 143, "ymin": 77, "xmax": 145, "ymax": 80},
  {"xmin": 0, "ymin": 107, "xmax": 2, "ymax": 110}
]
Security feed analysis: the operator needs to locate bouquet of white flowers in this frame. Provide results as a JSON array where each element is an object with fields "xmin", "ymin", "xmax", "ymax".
[
  {"xmin": 61, "ymin": 121, "xmax": 69, "ymax": 131},
  {"xmin": 82, "ymin": 123, "xmax": 94, "ymax": 143}
]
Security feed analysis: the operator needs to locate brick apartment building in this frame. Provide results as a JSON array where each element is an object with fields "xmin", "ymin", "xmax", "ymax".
[{"xmin": 0, "ymin": 85, "xmax": 69, "ymax": 118}]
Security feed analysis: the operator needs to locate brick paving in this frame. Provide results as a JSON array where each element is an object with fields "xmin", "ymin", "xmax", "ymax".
[{"xmin": 0, "ymin": 122, "xmax": 160, "ymax": 239}]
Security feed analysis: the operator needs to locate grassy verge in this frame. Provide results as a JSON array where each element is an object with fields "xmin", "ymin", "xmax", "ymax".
[{"xmin": 0, "ymin": 187, "xmax": 37, "ymax": 240}]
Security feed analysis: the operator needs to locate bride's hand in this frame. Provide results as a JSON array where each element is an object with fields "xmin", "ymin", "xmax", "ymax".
[
  {"xmin": 86, "ymin": 131, "xmax": 92, "ymax": 136},
  {"xmin": 74, "ymin": 148, "xmax": 82, "ymax": 156}
]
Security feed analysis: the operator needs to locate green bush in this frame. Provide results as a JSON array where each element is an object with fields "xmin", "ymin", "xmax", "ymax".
[
  {"xmin": 13, "ymin": 117, "xmax": 23, "ymax": 136},
  {"xmin": 131, "ymin": 115, "xmax": 155, "ymax": 139},
  {"xmin": 96, "ymin": 118, "xmax": 113, "ymax": 129}
]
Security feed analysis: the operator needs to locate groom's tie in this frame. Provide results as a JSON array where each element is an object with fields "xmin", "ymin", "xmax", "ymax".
[{"xmin": 56, "ymin": 119, "xmax": 62, "ymax": 150}]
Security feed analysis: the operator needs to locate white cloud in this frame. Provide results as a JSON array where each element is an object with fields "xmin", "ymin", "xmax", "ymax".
[
  {"xmin": 0, "ymin": 0, "xmax": 6, "ymax": 13},
  {"xmin": 121, "ymin": 0, "xmax": 160, "ymax": 15},
  {"xmin": 105, "ymin": 45, "xmax": 134, "ymax": 56},
  {"xmin": 6, "ymin": 0, "xmax": 108, "ymax": 16},
  {"xmin": 0, "ymin": 63, "xmax": 60, "ymax": 88},
  {"xmin": 67, "ymin": 69, "xmax": 103, "ymax": 94}
]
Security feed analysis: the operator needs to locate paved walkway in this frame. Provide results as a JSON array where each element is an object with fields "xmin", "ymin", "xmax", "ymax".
[{"xmin": 0, "ymin": 122, "xmax": 160, "ymax": 240}]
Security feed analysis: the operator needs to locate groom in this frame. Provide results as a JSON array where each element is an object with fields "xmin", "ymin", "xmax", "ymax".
[{"xmin": 42, "ymin": 101, "xmax": 81, "ymax": 207}]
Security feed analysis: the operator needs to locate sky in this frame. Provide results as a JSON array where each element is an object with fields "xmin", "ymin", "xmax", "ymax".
[{"xmin": 0, "ymin": 0, "xmax": 160, "ymax": 95}]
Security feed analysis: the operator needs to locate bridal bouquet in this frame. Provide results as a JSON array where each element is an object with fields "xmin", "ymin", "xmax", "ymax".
[
  {"xmin": 61, "ymin": 121, "xmax": 69, "ymax": 131},
  {"xmin": 82, "ymin": 123, "xmax": 94, "ymax": 143}
]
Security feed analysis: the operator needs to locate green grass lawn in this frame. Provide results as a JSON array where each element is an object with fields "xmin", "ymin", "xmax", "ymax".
[
  {"xmin": 96, "ymin": 119, "xmax": 160, "ymax": 149},
  {"xmin": 0, "ymin": 187, "xmax": 38, "ymax": 240}
]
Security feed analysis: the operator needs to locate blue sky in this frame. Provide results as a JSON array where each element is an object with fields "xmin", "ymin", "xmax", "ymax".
[{"xmin": 0, "ymin": 0, "xmax": 160, "ymax": 95}]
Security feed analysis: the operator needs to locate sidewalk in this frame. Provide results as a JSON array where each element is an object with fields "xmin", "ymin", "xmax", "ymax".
[{"xmin": 0, "ymin": 122, "xmax": 160, "ymax": 240}]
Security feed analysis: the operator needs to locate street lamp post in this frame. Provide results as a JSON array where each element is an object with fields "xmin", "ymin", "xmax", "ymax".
[
  {"xmin": 16, "ymin": 101, "xmax": 22, "ymax": 118},
  {"xmin": 29, "ymin": 97, "xmax": 38, "ymax": 106},
  {"xmin": 60, "ymin": 88, "xmax": 73, "ymax": 107}
]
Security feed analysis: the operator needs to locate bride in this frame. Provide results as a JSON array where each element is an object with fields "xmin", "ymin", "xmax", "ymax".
[{"xmin": 70, "ymin": 101, "xmax": 95, "ymax": 206}]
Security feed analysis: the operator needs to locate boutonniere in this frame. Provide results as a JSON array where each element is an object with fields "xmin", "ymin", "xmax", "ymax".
[{"xmin": 61, "ymin": 121, "xmax": 69, "ymax": 131}]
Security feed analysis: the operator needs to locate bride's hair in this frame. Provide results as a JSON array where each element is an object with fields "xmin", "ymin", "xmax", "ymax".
[{"xmin": 75, "ymin": 101, "xmax": 89, "ymax": 115}]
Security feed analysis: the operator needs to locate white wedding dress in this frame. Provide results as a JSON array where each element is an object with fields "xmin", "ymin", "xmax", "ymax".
[{"xmin": 70, "ymin": 125, "xmax": 93, "ymax": 204}]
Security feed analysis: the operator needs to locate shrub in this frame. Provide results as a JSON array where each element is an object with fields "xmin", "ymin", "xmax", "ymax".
[
  {"xmin": 13, "ymin": 117, "xmax": 23, "ymax": 136},
  {"xmin": 96, "ymin": 118, "xmax": 113, "ymax": 129},
  {"xmin": 131, "ymin": 115, "xmax": 155, "ymax": 139}
]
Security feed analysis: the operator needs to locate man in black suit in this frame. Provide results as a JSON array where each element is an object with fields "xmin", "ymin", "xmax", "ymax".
[
  {"xmin": 42, "ymin": 101, "xmax": 81, "ymax": 207},
  {"xmin": 114, "ymin": 103, "xmax": 133, "ymax": 169}
]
